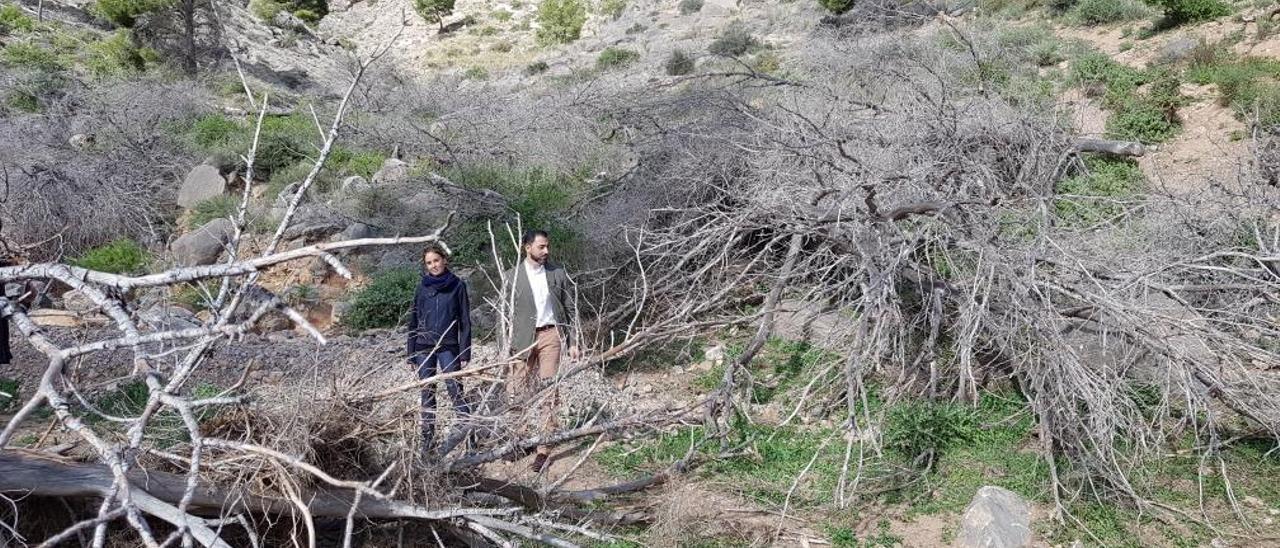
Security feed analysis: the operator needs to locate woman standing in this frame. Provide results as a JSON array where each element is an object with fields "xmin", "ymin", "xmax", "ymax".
[{"xmin": 407, "ymin": 244, "xmax": 472, "ymax": 457}]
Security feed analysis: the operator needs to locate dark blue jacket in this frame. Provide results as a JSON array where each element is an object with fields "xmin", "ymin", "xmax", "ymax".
[{"xmin": 407, "ymin": 276, "xmax": 472, "ymax": 362}]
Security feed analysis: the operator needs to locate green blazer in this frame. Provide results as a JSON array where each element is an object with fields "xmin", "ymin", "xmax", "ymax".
[{"xmin": 507, "ymin": 261, "xmax": 576, "ymax": 354}]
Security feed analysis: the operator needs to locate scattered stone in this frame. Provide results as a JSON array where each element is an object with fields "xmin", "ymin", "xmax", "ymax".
[
  {"xmin": 371, "ymin": 158, "xmax": 410, "ymax": 184},
  {"xmin": 957, "ymin": 486, "xmax": 1031, "ymax": 548},
  {"xmin": 61, "ymin": 289, "xmax": 97, "ymax": 314},
  {"xmin": 253, "ymin": 311, "xmax": 294, "ymax": 333},
  {"xmin": 138, "ymin": 304, "xmax": 201, "ymax": 331},
  {"xmin": 1158, "ymin": 37, "xmax": 1199, "ymax": 64},
  {"xmin": 170, "ymin": 218, "xmax": 235, "ymax": 266},
  {"xmin": 177, "ymin": 164, "xmax": 228, "ymax": 208},
  {"xmin": 68, "ymin": 133, "xmax": 95, "ymax": 150},
  {"xmin": 1210, "ymin": 538, "xmax": 1229, "ymax": 548},
  {"xmin": 1243, "ymin": 495, "xmax": 1266, "ymax": 508}
]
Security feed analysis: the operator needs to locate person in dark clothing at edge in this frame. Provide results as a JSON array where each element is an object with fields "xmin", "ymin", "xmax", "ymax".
[{"xmin": 406, "ymin": 243, "xmax": 473, "ymax": 458}]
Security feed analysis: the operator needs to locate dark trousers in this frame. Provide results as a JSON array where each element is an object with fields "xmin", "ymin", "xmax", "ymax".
[{"xmin": 415, "ymin": 349, "xmax": 470, "ymax": 451}]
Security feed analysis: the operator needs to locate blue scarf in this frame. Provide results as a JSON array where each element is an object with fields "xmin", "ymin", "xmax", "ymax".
[{"xmin": 421, "ymin": 270, "xmax": 460, "ymax": 293}]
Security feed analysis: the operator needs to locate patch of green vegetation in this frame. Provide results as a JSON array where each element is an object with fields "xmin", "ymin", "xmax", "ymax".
[
  {"xmin": 979, "ymin": 0, "xmax": 1045, "ymax": 18},
  {"xmin": 491, "ymin": 8, "xmax": 512, "ymax": 21},
  {"xmin": 679, "ymin": 0, "xmax": 703, "ymax": 14},
  {"xmin": 292, "ymin": 8, "xmax": 320, "ymax": 23},
  {"xmin": 85, "ymin": 29, "xmax": 158, "ymax": 78},
  {"xmin": 598, "ymin": 0, "xmax": 626, "ymax": 20},
  {"xmin": 325, "ymin": 148, "xmax": 384, "ymax": 178},
  {"xmin": 189, "ymin": 113, "xmax": 244, "ymax": 148},
  {"xmin": 1, "ymin": 41, "xmax": 65, "ymax": 71},
  {"xmin": 817, "ymin": 0, "xmax": 854, "ymax": 14},
  {"xmin": 535, "ymin": 0, "xmax": 586, "ymax": 46},
  {"xmin": 441, "ymin": 163, "xmax": 591, "ymax": 264},
  {"xmin": 0, "ymin": 377, "xmax": 19, "ymax": 412},
  {"xmin": 1142, "ymin": 0, "xmax": 1231, "ymax": 26},
  {"xmin": 524, "ymin": 60, "xmax": 550, "ymax": 75},
  {"xmin": 1054, "ymin": 155, "xmax": 1145, "ymax": 226},
  {"xmin": 596, "ymin": 46, "xmax": 639, "ymax": 70},
  {"xmin": 188, "ymin": 195, "xmax": 240, "ymax": 228},
  {"xmin": 0, "ymin": 3, "xmax": 35, "ymax": 34},
  {"xmin": 344, "ymin": 267, "xmax": 418, "ymax": 329},
  {"xmin": 665, "ymin": 49, "xmax": 694, "ymax": 75},
  {"xmin": 1187, "ymin": 53, "xmax": 1280, "ymax": 130},
  {"xmin": 462, "ymin": 66, "xmax": 489, "ymax": 80},
  {"xmin": 1066, "ymin": 0, "xmax": 1154, "ymax": 26},
  {"xmin": 172, "ymin": 283, "xmax": 213, "ymax": 312},
  {"xmin": 94, "ymin": 0, "xmax": 172, "ymax": 28},
  {"xmin": 708, "ymin": 20, "xmax": 759, "ymax": 57},
  {"xmin": 1071, "ymin": 53, "xmax": 1183, "ymax": 142},
  {"xmin": 71, "ymin": 238, "xmax": 150, "ymax": 274}
]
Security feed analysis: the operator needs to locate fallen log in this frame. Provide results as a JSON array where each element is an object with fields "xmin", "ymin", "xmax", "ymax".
[
  {"xmin": 0, "ymin": 451, "xmax": 492, "ymax": 522},
  {"xmin": 1073, "ymin": 137, "xmax": 1146, "ymax": 157}
]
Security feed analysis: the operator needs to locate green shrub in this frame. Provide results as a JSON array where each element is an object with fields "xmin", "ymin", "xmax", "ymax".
[
  {"xmin": 71, "ymin": 239, "xmax": 150, "ymax": 274},
  {"xmin": 86, "ymin": 29, "xmax": 156, "ymax": 78},
  {"xmin": 344, "ymin": 267, "xmax": 419, "ymax": 329},
  {"xmin": 188, "ymin": 195, "xmax": 240, "ymax": 228},
  {"xmin": 596, "ymin": 46, "xmax": 638, "ymax": 69},
  {"xmin": 599, "ymin": 0, "xmax": 626, "ymax": 20},
  {"xmin": 535, "ymin": 0, "xmax": 586, "ymax": 45},
  {"xmin": 440, "ymin": 163, "xmax": 587, "ymax": 264},
  {"xmin": 4, "ymin": 90, "xmax": 39, "ymax": 112},
  {"xmin": 0, "ymin": 377, "xmax": 18, "ymax": 412},
  {"xmin": 1055, "ymin": 156, "xmax": 1145, "ymax": 226},
  {"xmin": 1106, "ymin": 99, "xmax": 1179, "ymax": 142},
  {"xmin": 0, "ymin": 3, "xmax": 34, "ymax": 34},
  {"xmin": 1142, "ymin": 0, "xmax": 1230, "ymax": 24},
  {"xmin": 249, "ymin": 0, "xmax": 285, "ymax": 20},
  {"xmin": 463, "ymin": 66, "xmax": 489, "ymax": 79},
  {"xmin": 265, "ymin": 160, "xmax": 315, "ymax": 199},
  {"xmin": 414, "ymin": 0, "xmax": 455, "ymax": 27},
  {"xmin": 256, "ymin": 113, "xmax": 316, "ymax": 177},
  {"xmin": 524, "ymin": 60, "xmax": 550, "ymax": 75},
  {"xmin": 665, "ymin": 49, "xmax": 694, "ymax": 75},
  {"xmin": 94, "ymin": 0, "xmax": 172, "ymax": 28},
  {"xmin": 1188, "ymin": 54, "xmax": 1280, "ymax": 129},
  {"xmin": 491, "ymin": 8, "xmax": 512, "ymax": 21},
  {"xmin": 883, "ymin": 400, "xmax": 979, "ymax": 461},
  {"xmin": 292, "ymin": 8, "xmax": 319, "ymax": 23},
  {"xmin": 817, "ymin": 0, "xmax": 854, "ymax": 14},
  {"xmin": 491, "ymin": 40, "xmax": 513, "ymax": 52},
  {"xmin": 1067, "ymin": 0, "xmax": 1154, "ymax": 25},
  {"xmin": 1, "ymin": 42, "xmax": 64, "ymax": 71},
  {"xmin": 678, "ymin": 0, "xmax": 702, "ymax": 14},
  {"xmin": 708, "ymin": 21, "xmax": 758, "ymax": 56},
  {"xmin": 189, "ymin": 114, "xmax": 245, "ymax": 150},
  {"xmin": 326, "ymin": 148, "xmax": 384, "ymax": 178},
  {"xmin": 96, "ymin": 380, "xmax": 151, "ymax": 417}
]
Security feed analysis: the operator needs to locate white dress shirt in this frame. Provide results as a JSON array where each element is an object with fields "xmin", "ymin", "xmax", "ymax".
[{"xmin": 525, "ymin": 260, "xmax": 557, "ymax": 328}]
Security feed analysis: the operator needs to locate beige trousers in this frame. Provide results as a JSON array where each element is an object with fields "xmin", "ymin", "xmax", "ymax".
[{"xmin": 511, "ymin": 326, "xmax": 562, "ymax": 454}]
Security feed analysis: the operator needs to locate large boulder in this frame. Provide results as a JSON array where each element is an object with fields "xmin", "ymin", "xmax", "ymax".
[
  {"xmin": 282, "ymin": 206, "xmax": 344, "ymax": 242},
  {"xmin": 341, "ymin": 175, "xmax": 371, "ymax": 194},
  {"xmin": 170, "ymin": 218, "xmax": 235, "ymax": 266},
  {"xmin": 1158, "ymin": 37, "xmax": 1200, "ymax": 64},
  {"xmin": 177, "ymin": 164, "xmax": 228, "ymax": 209},
  {"xmin": 956, "ymin": 486, "xmax": 1031, "ymax": 548},
  {"xmin": 371, "ymin": 158, "xmax": 410, "ymax": 184}
]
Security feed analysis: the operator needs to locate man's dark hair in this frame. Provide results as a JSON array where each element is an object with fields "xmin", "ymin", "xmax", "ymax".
[{"xmin": 521, "ymin": 229, "xmax": 550, "ymax": 248}]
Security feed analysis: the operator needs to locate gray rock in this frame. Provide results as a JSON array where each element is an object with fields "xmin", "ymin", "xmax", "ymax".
[
  {"xmin": 282, "ymin": 206, "xmax": 343, "ymax": 242},
  {"xmin": 339, "ymin": 222, "xmax": 375, "ymax": 240},
  {"xmin": 341, "ymin": 175, "xmax": 371, "ymax": 194},
  {"xmin": 177, "ymin": 164, "xmax": 228, "ymax": 209},
  {"xmin": 957, "ymin": 486, "xmax": 1031, "ymax": 548},
  {"xmin": 331, "ymin": 301, "xmax": 352, "ymax": 324},
  {"xmin": 68, "ymin": 133, "xmax": 95, "ymax": 150},
  {"xmin": 170, "ymin": 218, "xmax": 235, "ymax": 266},
  {"xmin": 1158, "ymin": 37, "xmax": 1199, "ymax": 64},
  {"xmin": 61, "ymin": 289, "xmax": 97, "ymax": 314},
  {"xmin": 371, "ymin": 158, "xmax": 410, "ymax": 184},
  {"xmin": 138, "ymin": 304, "xmax": 201, "ymax": 331}
]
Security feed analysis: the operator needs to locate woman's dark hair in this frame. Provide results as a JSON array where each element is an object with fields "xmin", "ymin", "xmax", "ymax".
[
  {"xmin": 422, "ymin": 243, "xmax": 450, "ymax": 262},
  {"xmin": 521, "ymin": 229, "xmax": 550, "ymax": 247}
]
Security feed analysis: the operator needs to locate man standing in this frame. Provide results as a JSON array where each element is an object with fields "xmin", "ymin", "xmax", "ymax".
[{"xmin": 507, "ymin": 230, "xmax": 579, "ymax": 472}]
